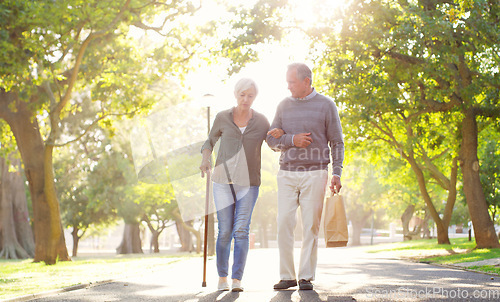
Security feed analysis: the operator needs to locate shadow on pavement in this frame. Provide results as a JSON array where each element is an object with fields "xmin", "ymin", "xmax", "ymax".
[
  {"xmin": 298, "ymin": 290, "xmax": 322, "ymax": 301},
  {"xmin": 198, "ymin": 291, "xmax": 240, "ymax": 302},
  {"xmin": 33, "ymin": 282, "xmax": 243, "ymax": 302},
  {"xmin": 269, "ymin": 289, "xmax": 355, "ymax": 302},
  {"xmin": 269, "ymin": 290, "xmax": 294, "ymax": 301}
]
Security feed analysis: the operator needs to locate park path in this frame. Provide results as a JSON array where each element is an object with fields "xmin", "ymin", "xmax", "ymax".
[{"xmin": 26, "ymin": 247, "xmax": 500, "ymax": 301}]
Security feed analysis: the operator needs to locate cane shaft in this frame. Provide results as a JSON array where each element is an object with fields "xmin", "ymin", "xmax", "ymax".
[{"xmin": 202, "ymin": 170, "xmax": 210, "ymax": 287}]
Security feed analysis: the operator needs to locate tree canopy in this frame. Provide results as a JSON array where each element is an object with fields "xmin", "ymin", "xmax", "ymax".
[
  {"xmin": 308, "ymin": 0, "xmax": 499, "ymax": 247},
  {"xmin": 0, "ymin": 0, "xmax": 223, "ymax": 263}
]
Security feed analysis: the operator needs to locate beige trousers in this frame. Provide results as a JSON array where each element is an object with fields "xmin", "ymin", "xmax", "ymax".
[{"xmin": 277, "ymin": 169, "xmax": 328, "ymax": 281}]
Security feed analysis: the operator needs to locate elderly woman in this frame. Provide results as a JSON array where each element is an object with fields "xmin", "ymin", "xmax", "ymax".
[{"xmin": 200, "ymin": 78, "xmax": 281, "ymax": 292}]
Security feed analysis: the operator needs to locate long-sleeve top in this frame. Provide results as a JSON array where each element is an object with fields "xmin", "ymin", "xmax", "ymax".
[
  {"xmin": 266, "ymin": 89, "xmax": 344, "ymax": 177},
  {"xmin": 201, "ymin": 108, "xmax": 270, "ymax": 186}
]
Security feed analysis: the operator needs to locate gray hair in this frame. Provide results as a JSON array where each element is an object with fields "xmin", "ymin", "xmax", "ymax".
[
  {"xmin": 287, "ymin": 63, "xmax": 312, "ymax": 85},
  {"xmin": 234, "ymin": 78, "xmax": 258, "ymax": 97}
]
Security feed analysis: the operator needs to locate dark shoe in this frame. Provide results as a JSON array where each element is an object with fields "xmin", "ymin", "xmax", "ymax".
[
  {"xmin": 299, "ymin": 279, "xmax": 313, "ymax": 290},
  {"xmin": 273, "ymin": 279, "xmax": 297, "ymax": 290}
]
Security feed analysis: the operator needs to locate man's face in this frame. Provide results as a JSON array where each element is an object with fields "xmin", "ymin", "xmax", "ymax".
[{"xmin": 286, "ymin": 68, "xmax": 310, "ymax": 99}]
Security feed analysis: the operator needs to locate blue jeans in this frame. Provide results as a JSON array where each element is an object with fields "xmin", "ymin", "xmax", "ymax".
[{"xmin": 213, "ymin": 183, "xmax": 259, "ymax": 281}]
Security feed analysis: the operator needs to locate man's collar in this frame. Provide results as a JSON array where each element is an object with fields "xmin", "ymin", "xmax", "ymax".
[{"xmin": 294, "ymin": 88, "xmax": 317, "ymax": 101}]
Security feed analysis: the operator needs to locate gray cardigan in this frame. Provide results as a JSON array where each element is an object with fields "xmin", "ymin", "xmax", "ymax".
[{"xmin": 201, "ymin": 108, "xmax": 270, "ymax": 186}]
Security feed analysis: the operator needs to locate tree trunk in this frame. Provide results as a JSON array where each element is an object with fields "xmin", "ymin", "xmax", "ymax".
[
  {"xmin": 350, "ymin": 213, "xmax": 370, "ymax": 246},
  {"xmin": 71, "ymin": 227, "xmax": 81, "ymax": 257},
  {"xmin": 441, "ymin": 157, "xmax": 459, "ymax": 229},
  {"xmin": 350, "ymin": 219, "xmax": 363, "ymax": 246},
  {"xmin": 259, "ymin": 225, "xmax": 268, "ymax": 248},
  {"xmin": 2, "ymin": 97, "xmax": 70, "ymax": 264},
  {"xmin": 0, "ymin": 156, "xmax": 35, "ymax": 258},
  {"xmin": 192, "ymin": 224, "xmax": 202, "ymax": 253},
  {"xmin": 422, "ymin": 209, "xmax": 431, "ymax": 239},
  {"xmin": 401, "ymin": 204, "xmax": 415, "ymax": 241},
  {"xmin": 175, "ymin": 219, "xmax": 193, "ymax": 252},
  {"xmin": 407, "ymin": 154, "xmax": 450, "ymax": 244},
  {"xmin": 460, "ymin": 110, "xmax": 500, "ymax": 248},
  {"xmin": 12, "ymin": 161, "xmax": 35, "ymax": 256},
  {"xmin": 0, "ymin": 158, "xmax": 33, "ymax": 259},
  {"xmin": 0, "ymin": 188, "xmax": 29, "ymax": 259},
  {"xmin": 173, "ymin": 209, "xmax": 201, "ymax": 253},
  {"xmin": 14, "ymin": 206, "xmax": 35, "ymax": 257},
  {"xmin": 150, "ymin": 231, "xmax": 160, "ymax": 253},
  {"xmin": 116, "ymin": 222, "xmax": 143, "ymax": 254},
  {"xmin": 142, "ymin": 215, "xmax": 163, "ymax": 253}
]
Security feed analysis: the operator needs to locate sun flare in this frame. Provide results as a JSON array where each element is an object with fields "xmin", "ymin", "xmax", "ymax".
[{"xmin": 186, "ymin": 0, "xmax": 347, "ymax": 121}]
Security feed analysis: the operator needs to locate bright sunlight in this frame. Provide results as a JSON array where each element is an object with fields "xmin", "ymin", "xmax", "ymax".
[{"xmin": 186, "ymin": 0, "xmax": 347, "ymax": 121}]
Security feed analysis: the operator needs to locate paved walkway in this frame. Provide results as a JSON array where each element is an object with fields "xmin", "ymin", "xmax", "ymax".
[{"xmin": 23, "ymin": 247, "xmax": 500, "ymax": 301}]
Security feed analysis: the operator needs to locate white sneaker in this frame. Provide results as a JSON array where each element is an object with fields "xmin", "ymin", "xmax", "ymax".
[
  {"xmin": 231, "ymin": 280, "xmax": 243, "ymax": 292},
  {"xmin": 218, "ymin": 281, "xmax": 229, "ymax": 291}
]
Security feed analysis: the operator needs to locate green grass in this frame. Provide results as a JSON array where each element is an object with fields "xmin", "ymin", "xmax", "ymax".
[
  {"xmin": 366, "ymin": 237, "xmax": 500, "ymax": 275},
  {"xmin": 366, "ymin": 237, "xmax": 476, "ymax": 252},
  {"xmin": 0, "ymin": 252, "xmax": 194, "ymax": 300},
  {"xmin": 469, "ymin": 265, "xmax": 500, "ymax": 275}
]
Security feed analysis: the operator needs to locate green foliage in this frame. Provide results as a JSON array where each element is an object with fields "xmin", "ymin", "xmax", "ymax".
[
  {"xmin": 215, "ymin": 0, "xmax": 288, "ymax": 74},
  {"xmin": 55, "ymin": 137, "xmax": 118, "ymax": 237},
  {"xmin": 478, "ymin": 124, "xmax": 500, "ymax": 221},
  {"xmin": 0, "ymin": 0, "xmax": 218, "ymax": 149},
  {"xmin": 0, "ymin": 0, "xmax": 226, "ymax": 257},
  {"xmin": 55, "ymin": 106, "xmax": 179, "ymax": 238},
  {"xmin": 315, "ymin": 0, "xmax": 499, "ymax": 120},
  {"xmin": 307, "ymin": 0, "xmax": 500, "ymax": 231},
  {"xmin": 131, "ymin": 182, "xmax": 177, "ymax": 226},
  {"xmin": 0, "ymin": 121, "xmax": 15, "ymax": 159},
  {"xmin": 372, "ymin": 146, "xmax": 429, "ymax": 223},
  {"xmin": 54, "ymin": 89, "xmax": 127, "ymax": 234},
  {"xmin": 450, "ymin": 198, "xmax": 470, "ymax": 226},
  {"xmin": 342, "ymin": 147, "xmax": 395, "ymax": 231},
  {"xmin": 91, "ymin": 145, "xmax": 140, "ymax": 224}
]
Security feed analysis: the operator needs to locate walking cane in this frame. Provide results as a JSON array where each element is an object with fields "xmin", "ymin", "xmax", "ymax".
[
  {"xmin": 202, "ymin": 169, "xmax": 210, "ymax": 287},
  {"xmin": 202, "ymin": 104, "xmax": 211, "ymax": 288}
]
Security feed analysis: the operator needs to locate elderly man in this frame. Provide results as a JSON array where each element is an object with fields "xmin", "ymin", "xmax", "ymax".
[{"xmin": 266, "ymin": 62, "xmax": 344, "ymax": 291}]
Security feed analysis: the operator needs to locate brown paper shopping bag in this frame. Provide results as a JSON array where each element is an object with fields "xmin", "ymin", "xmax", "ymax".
[{"xmin": 324, "ymin": 194, "xmax": 348, "ymax": 247}]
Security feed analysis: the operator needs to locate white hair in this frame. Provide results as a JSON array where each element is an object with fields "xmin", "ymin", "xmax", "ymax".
[{"xmin": 234, "ymin": 78, "xmax": 258, "ymax": 97}]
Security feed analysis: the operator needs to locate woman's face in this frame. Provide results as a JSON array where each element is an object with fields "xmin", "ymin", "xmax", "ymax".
[{"xmin": 236, "ymin": 86, "xmax": 257, "ymax": 110}]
